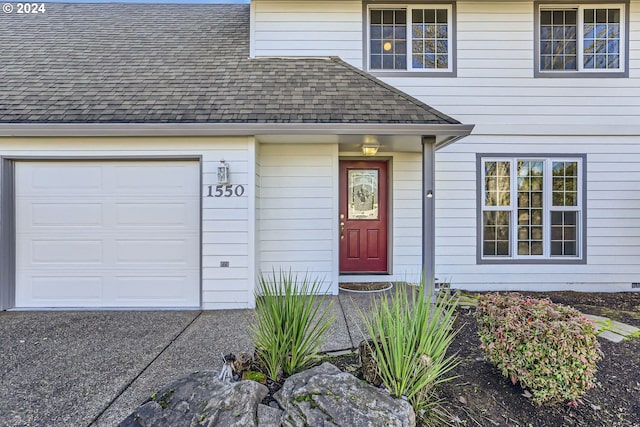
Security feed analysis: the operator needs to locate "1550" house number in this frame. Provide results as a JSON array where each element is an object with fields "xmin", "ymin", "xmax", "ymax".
[{"xmin": 206, "ymin": 184, "xmax": 245, "ymax": 197}]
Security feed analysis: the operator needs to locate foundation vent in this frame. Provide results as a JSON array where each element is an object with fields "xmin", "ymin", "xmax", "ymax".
[{"xmin": 632, "ymin": 283, "xmax": 640, "ymax": 289}]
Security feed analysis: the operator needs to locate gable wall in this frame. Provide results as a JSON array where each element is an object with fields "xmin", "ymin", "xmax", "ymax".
[
  {"xmin": 251, "ymin": 0, "xmax": 363, "ymax": 67},
  {"xmin": 252, "ymin": 0, "xmax": 640, "ymax": 135},
  {"xmin": 252, "ymin": 0, "xmax": 640, "ymax": 291}
]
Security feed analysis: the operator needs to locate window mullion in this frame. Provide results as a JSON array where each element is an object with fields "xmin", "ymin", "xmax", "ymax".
[
  {"xmin": 544, "ymin": 160, "xmax": 551, "ymax": 258},
  {"xmin": 510, "ymin": 159, "xmax": 517, "ymax": 259},
  {"xmin": 407, "ymin": 6, "xmax": 413, "ymax": 71},
  {"xmin": 577, "ymin": 6, "xmax": 584, "ymax": 72}
]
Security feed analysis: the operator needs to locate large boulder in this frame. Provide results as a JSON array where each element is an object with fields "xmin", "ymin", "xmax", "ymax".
[
  {"xmin": 275, "ymin": 362, "xmax": 415, "ymax": 427},
  {"xmin": 119, "ymin": 371, "xmax": 268, "ymax": 427}
]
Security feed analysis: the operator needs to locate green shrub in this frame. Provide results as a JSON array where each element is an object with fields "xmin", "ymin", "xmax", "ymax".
[
  {"xmin": 252, "ymin": 269, "xmax": 334, "ymax": 380},
  {"xmin": 359, "ymin": 282, "xmax": 459, "ymax": 422},
  {"xmin": 476, "ymin": 293, "xmax": 601, "ymax": 405}
]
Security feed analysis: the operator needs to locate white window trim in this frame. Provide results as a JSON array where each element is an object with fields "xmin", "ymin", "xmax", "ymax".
[
  {"xmin": 537, "ymin": 3, "xmax": 626, "ymax": 74},
  {"xmin": 366, "ymin": 4, "xmax": 454, "ymax": 73},
  {"xmin": 480, "ymin": 156, "xmax": 585, "ymax": 262}
]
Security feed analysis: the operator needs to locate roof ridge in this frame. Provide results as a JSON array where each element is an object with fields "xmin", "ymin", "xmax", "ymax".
[{"xmin": 329, "ymin": 57, "xmax": 460, "ymax": 125}]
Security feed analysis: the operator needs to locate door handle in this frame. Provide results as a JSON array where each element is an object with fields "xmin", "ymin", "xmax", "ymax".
[{"xmin": 340, "ymin": 221, "xmax": 345, "ymax": 239}]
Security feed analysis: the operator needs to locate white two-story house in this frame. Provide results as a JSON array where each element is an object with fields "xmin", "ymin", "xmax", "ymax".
[{"xmin": 0, "ymin": 0, "xmax": 637, "ymax": 310}]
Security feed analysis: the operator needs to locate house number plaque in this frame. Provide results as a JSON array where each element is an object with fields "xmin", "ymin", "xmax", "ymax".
[{"xmin": 206, "ymin": 184, "xmax": 245, "ymax": 197}]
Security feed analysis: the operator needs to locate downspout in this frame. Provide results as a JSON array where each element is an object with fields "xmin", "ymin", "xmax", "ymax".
[{"xmin": 422, "ymin": 136, "xmax": 436, "ymax": 299}]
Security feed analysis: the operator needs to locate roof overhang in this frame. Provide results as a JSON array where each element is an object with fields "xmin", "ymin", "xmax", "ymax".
[{"xmin": 0, "ymin": 122, "xmax": 474, "ymax": 152}]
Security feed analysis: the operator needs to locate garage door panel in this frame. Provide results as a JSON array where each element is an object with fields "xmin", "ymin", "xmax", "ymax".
[
  {"xmin": 115, "ymin": 239, "xmax": 192, "ymax": 265},
  {"xmin": 17, "ymin": 275, "xmax": 104, "ymax": 305},
  {"xmin": 31, "ymin": 240, "xmax": 103, "ymax": 264},
  {"xmin": 17, "ymin": 164, "xmax": 103, "ymax": 195},
  {"xmin": 30, "ymin": 203, "xmax": 104, "ymax": 227},
  {"xmin": 112, "ymin": 163, "xmax": 200, "ymax": 196},
  {"xmin": 111, "ymin": 274, "xmax": 199, "ymax": 306},
  {"xmin": 115, "ymin": 202, "xmax": 194, "ymax": 227},
  {"xmin": 15, "ymin": 160, "xmax": 201, "ymax": 308}
]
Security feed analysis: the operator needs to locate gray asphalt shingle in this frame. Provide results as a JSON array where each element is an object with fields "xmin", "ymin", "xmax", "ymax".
[{"xmin": 0, "ymin": 3, "xmax": 459, "ymax": 125}]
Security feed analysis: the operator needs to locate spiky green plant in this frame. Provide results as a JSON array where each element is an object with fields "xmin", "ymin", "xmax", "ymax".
[
  {"xmin": 359, "ymin": 282, "xmax": 459, "ymax": 423},
  {"xmin": 252, "ymin": 269, "xmax": 335, "ymax": 380}
]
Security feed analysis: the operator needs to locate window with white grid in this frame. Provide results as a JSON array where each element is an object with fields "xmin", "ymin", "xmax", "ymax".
[
  {"xmin": 480, "ymin": 156, "xmax": 584, "ymax": 262},
  {"xmin": 368, "ymin": 4, "xmax": 453, "ymax": 73},
  {"xmin": 537, "ymin": 3, "xmax": 625, "ymax": 75}
]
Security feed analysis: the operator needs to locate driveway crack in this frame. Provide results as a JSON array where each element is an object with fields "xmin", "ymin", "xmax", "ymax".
[{"xmin": 87, "ymin": 311, "xmax": 203, "ymax": 426}]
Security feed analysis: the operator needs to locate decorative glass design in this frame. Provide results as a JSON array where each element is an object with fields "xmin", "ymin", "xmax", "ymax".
[{"xmin": 348, "ymin": 169, "xmax": 379, "ymax": 219}]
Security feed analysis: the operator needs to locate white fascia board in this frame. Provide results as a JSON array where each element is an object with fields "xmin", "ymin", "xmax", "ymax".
[{"xmin": 0, "ymin": 123, "xmax": 475, "ymax": 138}]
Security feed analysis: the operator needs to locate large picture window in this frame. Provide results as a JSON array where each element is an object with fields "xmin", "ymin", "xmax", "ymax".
[
  {"xmin": 479, "ymin": 156, "xmax": 585, "ymax": 262},
  {"xmin": 536, "ymin": 3, "xmax": 626, "ymax": 76},
  {"xmin": 367, "ymin": 4, "xmax": 454, "ymax": 73}
]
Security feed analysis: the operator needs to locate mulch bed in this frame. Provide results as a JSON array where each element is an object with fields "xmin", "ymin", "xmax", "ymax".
[
  {"xmin": 439, "ymin": 291, "xmax": 640, "ymax": 426},
  {"xmin": 259, "ymin": 292, "xmax": 640, "ymax": 426}
]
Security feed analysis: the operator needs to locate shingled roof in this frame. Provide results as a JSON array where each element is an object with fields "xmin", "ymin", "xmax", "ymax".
[{"xmin": 0, "ymin": 3, "xmax": 461, "ymax": 126}]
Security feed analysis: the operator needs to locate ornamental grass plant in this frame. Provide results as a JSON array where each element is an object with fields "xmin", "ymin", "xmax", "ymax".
[
  {"xmin": 359, "ymin": 282, "xmax": 460, "ymax": 423},
  {"xmin": 252, "ymin": 269, "xmax": 334, "ymax": 380},
  {"xmin": 476, "ymin": 293, "xmax": 601, "ymax": 406}
]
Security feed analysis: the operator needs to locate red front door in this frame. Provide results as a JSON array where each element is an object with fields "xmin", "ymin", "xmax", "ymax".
[{"xmin": 339, "ymin": 160, "xmax": 388, "ymax": 273}]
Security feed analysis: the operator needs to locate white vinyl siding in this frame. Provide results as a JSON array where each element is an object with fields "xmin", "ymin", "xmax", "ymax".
[
  {"xmin": 0, "ymin": 136, "xmax": 256, "ymax": 310},
  {"xmin": 258, "ymin": 144, "xmax": 339, "ymax": 293},
  {"xmin": 390, "ymin": 152, "xmax": 423, "ymax": 284},
  {"xmin": 251, "ymin": 0, "xmax": 363, "ymax": 67},
  {"xmin": 436, "ymin": 136, "xmax": 640, "ymax": 292},
  {"xmin": 377, "ymin": 0, "xmax": 640, "ymax": 134}
]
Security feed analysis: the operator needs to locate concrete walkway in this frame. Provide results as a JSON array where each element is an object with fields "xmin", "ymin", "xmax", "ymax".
[
  {"xmin": 0, "ymin": 291, "xmax": 379, "ymax": 427},
  {"xmin": 584, "ymin": 313, "xmax": 640, "ymax": 342}
]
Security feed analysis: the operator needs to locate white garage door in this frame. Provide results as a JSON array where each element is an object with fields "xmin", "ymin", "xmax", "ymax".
[{"xmin": 15, "ymin": 160, "xmax": 200, "ymax": 308}]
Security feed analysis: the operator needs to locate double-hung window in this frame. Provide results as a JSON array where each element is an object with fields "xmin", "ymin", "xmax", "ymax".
[
  {"xmin": 479, "ymin": 156, "xmax": 585, "ymax": 263},
  {"xmin": 367, "ymin": 4, "xmax": 454, "ymax": 74},
  {"xmin": 536, "ymin": 3, "xmax": 626, "ymax": 76}
]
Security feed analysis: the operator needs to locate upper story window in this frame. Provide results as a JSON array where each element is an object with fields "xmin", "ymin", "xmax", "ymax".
[
  {"xmin": 367, "ymin": 4, "xmax": 454, "ymax": 75},
  {"xmin": 536, "ymin": 3, "xmax": 627, "ymax": 77},
  {"xmin": 479, "ymin": 155, "xmax": 586, "ymax": 264}
]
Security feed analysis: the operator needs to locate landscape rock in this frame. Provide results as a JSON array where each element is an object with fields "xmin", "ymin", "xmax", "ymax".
[
  {"xmin": 275, "ymin": 362, "xmax": 415, "ymax": 427},
  {"xmin": 258, "ymin": 403, "xmax": 284, "ymax": 427},
  {"xmin": 119, "ymin": 371, "xmax": 268, "ymax": 427}
]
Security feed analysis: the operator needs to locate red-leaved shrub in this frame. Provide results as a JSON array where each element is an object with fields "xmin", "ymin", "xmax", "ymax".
[{"xmin": 476, "ymin": 293, "xmax": 601, "ymax": 405}]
